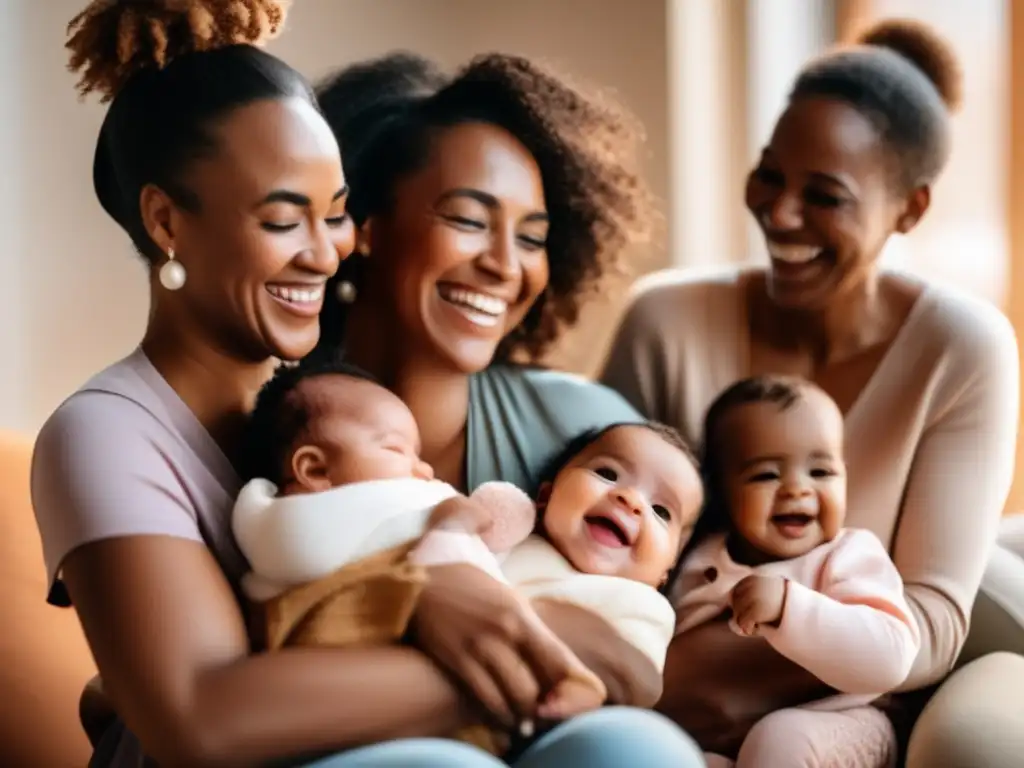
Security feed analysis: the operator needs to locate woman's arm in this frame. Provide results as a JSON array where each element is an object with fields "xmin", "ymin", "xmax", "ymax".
[
  {"xmin": 532, "ymin": 599, "xmax": 662, "ymax": 707},
  {"xmin": 64, "ymin": 537, "xmax": 467, "ymax": 768},
  {"xmin": 32, "ymin": 396, "xmax": 469, "ymax": 767},
  {"xmin": 892, "ymin": 305, "xmax": 1019, "ymax": 690}
]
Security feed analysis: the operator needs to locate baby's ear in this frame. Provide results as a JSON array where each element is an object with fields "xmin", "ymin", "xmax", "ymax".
[{"xmin": 291, "ymin": 445, "xmax": 331, "ymax": 493}]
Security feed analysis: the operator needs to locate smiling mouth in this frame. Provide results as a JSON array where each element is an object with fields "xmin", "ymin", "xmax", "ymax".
[
  {"xmin": 266, "ymin": 283, "xmax": 324, "ymax": 317},
  {"xmin": 437, "ymin": 283, "xmax": 508, "ymax": 328},
  {"xmin": 584, "ymin": 514, "xmax": 631, "ymax": 548},
  {"xmin": 771, "ymin": 512, "xmax": 816, "ymax": 538},
  {"xmin": 766, "ymin": 241, "xmax": 825, "ymax": 265}
]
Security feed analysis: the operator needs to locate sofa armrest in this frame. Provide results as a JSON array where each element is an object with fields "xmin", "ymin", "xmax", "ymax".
[{"xmin": 958, "ymin": 541, "xmax": 1024, "ymax": 666}]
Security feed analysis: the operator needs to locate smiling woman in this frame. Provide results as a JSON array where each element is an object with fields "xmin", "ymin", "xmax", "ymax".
[
  {"xmin": 307, "ymin": 51, "xmax": 705, "ymax": 768},
  {"xmin": 602, "ymin": 17, "xmax": 1023, "ymax": 768}
]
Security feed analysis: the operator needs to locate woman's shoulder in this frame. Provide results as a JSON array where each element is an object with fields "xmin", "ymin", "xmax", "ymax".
[
  {"xmin": 39, "ymin": 352, "xmax": 160, "ymax": 442},
  {"xmin": 906, "ymin": 278, "xmax": 1017, "ymax": 377},
  {"xmin": 469, "ymin": 366, "xmax": 643, "ymax": 491},
  {"xmin": 477, "ymin": 364, "xmax": 641, "ymax": 421},
  {"xmin": 36, "ymin": 349, "xmax": 180, "ymax": 456}
]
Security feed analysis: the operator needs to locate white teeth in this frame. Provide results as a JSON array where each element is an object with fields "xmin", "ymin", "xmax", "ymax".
[
  {"xmin": 266, "ymin": 285, "xmax": 324, "ymax": 303},
  {"xmin": 767, "ymin": 242, "xmax": 822, "ymax": 264},
  {"xmin": 438, "ymin": 286, "xmax": 508, "ymax": 318}
]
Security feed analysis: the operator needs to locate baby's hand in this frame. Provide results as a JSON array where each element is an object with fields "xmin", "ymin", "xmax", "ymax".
[
  {"xmin": 730, "ymin": 574, "xmax": 787, "ymax": 636},
  {"xmin": 426, "ymin": 496, "xmax": 493, "ymax": 536}
]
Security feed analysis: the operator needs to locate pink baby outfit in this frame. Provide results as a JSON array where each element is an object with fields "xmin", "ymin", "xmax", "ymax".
[{"xmin": 674, "ymin": 529, "xmax": 921, "ymax": 768}]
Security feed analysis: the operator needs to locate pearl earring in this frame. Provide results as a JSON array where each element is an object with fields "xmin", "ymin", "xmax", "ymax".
[
  {"xmin": 336, "ymin": 280, "xmax": 357, "ymax": 304},
  {"xmin": 159, "ymin": 248, "xmax": 186, "ymax": 291}
]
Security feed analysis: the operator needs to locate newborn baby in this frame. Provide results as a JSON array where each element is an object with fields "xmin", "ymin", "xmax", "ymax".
[
  {"xmin": 233, "ymin": 355, "xmax": 702, "ymax": 750},
  {"xmin": 674, "ymin": 375, "xmax": 921, "ymax": 768}
]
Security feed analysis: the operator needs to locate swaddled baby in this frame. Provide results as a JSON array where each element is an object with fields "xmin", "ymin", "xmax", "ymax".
[{"xmin": 233, "ymin": 355, "xmax": 702, "ymax": 750}]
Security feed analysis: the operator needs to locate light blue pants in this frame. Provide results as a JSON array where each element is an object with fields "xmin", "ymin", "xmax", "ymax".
[{"xmin": 302, "ymin": 707, "xmax": 705, "ymax": 767}]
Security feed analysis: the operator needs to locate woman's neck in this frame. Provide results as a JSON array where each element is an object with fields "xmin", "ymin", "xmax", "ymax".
[
  {"xmin": 142, "ymin": 314, "xmax": 274, "ymax": 460},
  {"xmin": 751, "ymin": 269, "xmax": 898, "ymax": 365},
  {"xmin": 343, "ymin": 310, "xmax": 471, "ymax": 489}
]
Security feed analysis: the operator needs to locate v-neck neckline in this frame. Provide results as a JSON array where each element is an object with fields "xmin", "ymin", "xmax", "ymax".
[
  {"xmin": 733, "ymin": 271, "xmax": 934, "ymax": 425},
  {"xmin": 135, "ymin": 348, "xmax": 242, "ymax": 494}
]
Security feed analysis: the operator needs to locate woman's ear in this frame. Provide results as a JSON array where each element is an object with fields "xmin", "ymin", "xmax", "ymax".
[
  {"xmin": 291, "ymin": 445, "xmax": 331, "ymax": 493},
  {"xmin": 894, "ymin": 185, "xmax": 931, "ymax": 234},
  {"xmin": 139, "ymin": 183, "xmax": 180, "ymax": 255}
]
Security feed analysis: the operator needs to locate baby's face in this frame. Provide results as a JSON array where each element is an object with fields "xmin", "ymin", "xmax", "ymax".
[
  {"xmin": 720, "ymin": 388, "xmax": 846, "ymax": 562},
  {"xmin": 284, "ymin": 375, "xmax": 434, "ymax": 494},
  {"xmin": 542, "ymin": 425, "xmax": 704, "ymax": 588}
]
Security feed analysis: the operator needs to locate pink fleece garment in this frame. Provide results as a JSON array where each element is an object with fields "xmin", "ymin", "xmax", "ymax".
[{"xmin": 674, "ymin": 528, "xmax": 921, "ymax": 710}]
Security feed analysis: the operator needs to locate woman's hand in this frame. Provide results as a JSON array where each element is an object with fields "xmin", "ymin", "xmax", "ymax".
[{"xmin": 410, "ymin": 563, "xmax": 601, "ymax": 729}]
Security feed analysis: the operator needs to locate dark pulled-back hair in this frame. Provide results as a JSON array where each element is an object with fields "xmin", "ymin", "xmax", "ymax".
[
  {"xmin": 67, "ymin": 0, "xmax": 315, "ymax": 263},
  {"xmin": 242, "ymin": 351, "xmax": 379, "ymax": 485},
  {"xmin": 790, "ymin": 19, "xmax": 963, "ymax": 190},
  {"xmin": 694, "ymin": 375, "xmax": 809, "ymax": 544},
  {"xmin": 315, "ymin": 52, "xmax": 656, "ymax": 363}
]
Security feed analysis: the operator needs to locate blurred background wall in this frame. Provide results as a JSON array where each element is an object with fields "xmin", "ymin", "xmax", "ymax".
[{"xmin": 0, "ymin": 0, "xmax": 1019, "ymax": 505}]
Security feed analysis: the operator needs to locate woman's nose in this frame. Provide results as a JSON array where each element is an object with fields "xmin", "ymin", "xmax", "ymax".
[
  {"xmin": 478, "ymin": 228, "xmax": 521, "ymax": 282},
  {"xmin": 763, "ymin": 191, "xmax": 804, "ymax": 232}
]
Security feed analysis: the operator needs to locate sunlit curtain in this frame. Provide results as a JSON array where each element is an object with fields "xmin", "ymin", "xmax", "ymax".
[{"xmin": 870, "ymin": 0, "xmax": 1009, "ymax": 308}]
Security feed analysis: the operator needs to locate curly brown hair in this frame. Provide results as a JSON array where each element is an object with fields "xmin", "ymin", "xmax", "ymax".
[
  {"xmin": 65, "ymin": 0, "xmax": 313, "ymax": 262},
  {"xmin": 67, "ymin": 0, "xmax": 290, "ymax": 103},
  {"xmin": 315, "ymin": 52, "xmax": 656, "ymax": 364}
]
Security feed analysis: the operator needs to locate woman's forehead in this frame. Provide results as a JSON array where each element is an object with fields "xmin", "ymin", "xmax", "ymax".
[
  {"xmin": 416, "ymin": 121, "xmax": 544, "ymax": 207},
  {"xmin": 769, "ymin": 97, "xmax": 886, "ymax": 180},
  {"xmin": 192, "ymin": 99, "xmax": 343, "ymax": 199}
]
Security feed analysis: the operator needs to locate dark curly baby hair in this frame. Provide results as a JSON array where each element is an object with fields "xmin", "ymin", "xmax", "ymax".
[
  {"xmin": 314, "ymin": 51, "xmax": 656, "ymax": 364},
  {"xmin": 791, "ymin": 18, "xmax": 963, "ymax": 190},
  {"xmin": 67, "ymin": 0, "xmax": 313, "ymax": 263},
  {"xmin": 243, "ymin": 352, "xmax": 380, "ymax": 485}
]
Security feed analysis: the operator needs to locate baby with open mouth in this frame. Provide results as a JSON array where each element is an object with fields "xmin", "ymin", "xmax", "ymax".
[
  {"xmin": 673, "ymin": 374, "xmax": 920, "ymax": 768},
  {"xmin": 230, "ymin": 352, "xmax": 704, "ymax": 755}
]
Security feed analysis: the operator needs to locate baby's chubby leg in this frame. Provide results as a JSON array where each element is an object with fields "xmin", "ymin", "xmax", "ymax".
[{"xmin": 736, "ymin": 706, "xmax": 896, "ymax": 768}]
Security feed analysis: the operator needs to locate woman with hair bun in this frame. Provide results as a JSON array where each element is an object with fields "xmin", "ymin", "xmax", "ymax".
[
  {"xmin": 603, "ymin": 18, "xmax": 1024, "ymax": 767},
  {"xmin": 310, "ymin": 50, "xmax": 705, "ymax": 767},
  {"xmin": 32, "ymin": 2, "xmax": 702, "ymax": 767}
]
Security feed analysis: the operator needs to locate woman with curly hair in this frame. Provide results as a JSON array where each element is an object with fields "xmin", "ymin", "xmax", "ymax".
[
  {"xmin": 309, "ymin": 52, "xmax": 703, "ymax": 765},
  {"xmin": 603, "ymin": 17, "xmax": 1024, "ymax": 767},
  {"xmin": 30, "ymin": 1, "xmax": 701, "ymax": 766}
]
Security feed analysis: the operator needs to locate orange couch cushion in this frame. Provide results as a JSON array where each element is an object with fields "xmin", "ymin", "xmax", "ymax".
[{"xmin": 0, "ymin": 431, "xmax": 95, "ymax": 766}]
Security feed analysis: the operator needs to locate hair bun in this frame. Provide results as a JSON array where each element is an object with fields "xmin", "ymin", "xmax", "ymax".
[
  {"xmin": 67, "ymin": 0, "xmax": 292, "ymax": 102},
  {"xmin": 856, "ymin": 18, "xmax": 963, "ymax": 112}
]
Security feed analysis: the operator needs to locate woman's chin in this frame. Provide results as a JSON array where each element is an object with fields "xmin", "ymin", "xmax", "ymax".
[
  {"xmin": 263, "ymin": 327, "xmax": 322, "ymax": 364},
  {"xmin": 430, "ymin": 334, "xmax": 502, "ymax": 375}
]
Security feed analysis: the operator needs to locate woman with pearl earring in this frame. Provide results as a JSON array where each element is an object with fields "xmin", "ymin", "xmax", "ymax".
[
  {"xmin": 335, "ymin": 241, "xmax": 367, "ymax": 305},
  {"xmin": 158, "ymin": 248, "xmax": 187, "ymax": 291}
]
